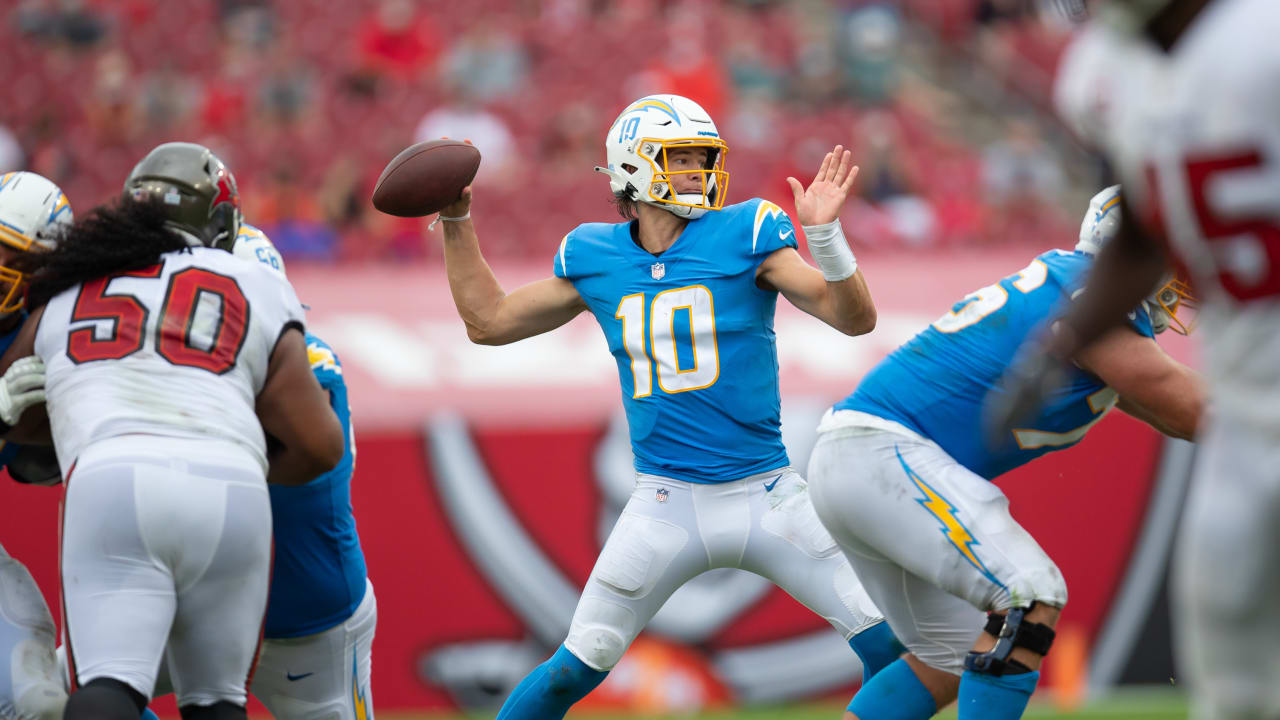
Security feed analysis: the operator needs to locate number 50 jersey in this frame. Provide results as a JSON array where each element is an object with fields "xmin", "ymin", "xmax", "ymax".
[
  {"xmin": 35, "ymin": 247, "xmax": 306, "ymax": 475},
  {"xmin": 555, "ymin": 198, "xmax": 798, "ymax": 484}
]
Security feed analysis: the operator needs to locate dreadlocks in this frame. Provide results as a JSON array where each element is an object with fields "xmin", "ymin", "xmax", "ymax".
[{"xmin": 26, "ymin": 198, "xmax": 192, "ymax": 309}]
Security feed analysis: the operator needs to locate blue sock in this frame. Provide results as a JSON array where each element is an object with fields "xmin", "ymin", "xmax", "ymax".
[
  {"xmin": 142, "ymin": 710, "xmax": 160, "ymax": 720},
  {"xmin": 496, "ymin": 644, "xmax": 609, "ymax": 720},
  {"xmin": 849, "ymin": 621, "xmax": 908, "ymax": 680},
  {"xmin": 847, "ymin": 657, "xmax": 937, "ymax": 720},
  {"xmin": 956, "ymin": 669, "xmax": 1040, "ymax": 720}
]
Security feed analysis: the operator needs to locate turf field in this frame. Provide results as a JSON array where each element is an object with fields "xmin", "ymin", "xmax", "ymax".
[{"xmin": 380, "ymin": 688, "xmax": 1189, "ymax": 720}]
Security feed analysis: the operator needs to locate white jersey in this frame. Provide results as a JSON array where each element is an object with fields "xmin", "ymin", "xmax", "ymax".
[
  {"xmin": 34, "ymin": 246, "xmax": 305, "ymax": 474},
  {"xmin": 1055, "ymin": 0, "xmax": 1280, "ymax": 434}
]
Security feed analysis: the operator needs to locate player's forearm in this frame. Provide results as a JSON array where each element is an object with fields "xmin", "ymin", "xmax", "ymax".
[
  {"xmin": 440, "ymin": 218, "xmax": 511, "ymax": 343},
  {"xmin": 826, "ymin": 269, "xmax": 876, "ymax": 336},
  {"xmin": 1128, "ymin": 364, "xmax": 1204, "ymax": 440}
]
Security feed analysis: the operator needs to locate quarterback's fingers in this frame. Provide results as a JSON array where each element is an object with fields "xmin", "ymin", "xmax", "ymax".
[
  {"xmin": 824, "ymin": 144, "xmax": 844, "ymax": 180},
  {"xmin": 814, "ymin": 152, "xmax": 833, "ymax": 186},
  {"xmin": 840, "ymin": 163, "xmax": 860, "ymax": 194},
  {"xmin": 786, "ymin": 176, "xmax": 805, "ymax": 203}
]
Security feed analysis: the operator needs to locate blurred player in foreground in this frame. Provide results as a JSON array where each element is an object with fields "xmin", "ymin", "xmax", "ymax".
[
  {"xmin": 807, "ymin": 187, "xmax": 1204, "ymax": 720},
  {"xmin": 995, "ymin": 0, "xmax": 1280, "ymax": 716},
  {"xmin": 0, "ymin": 171, "xmax": 72, "ymax": 720},
  {"xmin": 436, "ymin": 93, "xmax": 900, "ymax": 719},
  {"xmin": 0, "ymin": 142, "xmax": 343, "ymax": 720}
]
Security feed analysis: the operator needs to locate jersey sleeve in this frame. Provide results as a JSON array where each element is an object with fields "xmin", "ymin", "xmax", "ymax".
[
  {"xmin": 305, "ymin": 334, "xmax": 344, "ymax": 392},
  {"xmin": 1126, "ymin": 304, "xmax": 1157, "ymax": 339},
  {"xmin": 553, "ymin": 231, "xmax": 574, "ymax": 280},
  {"xmin": 749, "ymin": 199, "xmax": 798, "ymax": 260}
]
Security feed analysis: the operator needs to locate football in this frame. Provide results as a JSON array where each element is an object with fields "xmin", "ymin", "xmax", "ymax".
[{"xmin": 371, "ymin": 139, "xmax": 481, "ymax": 217}]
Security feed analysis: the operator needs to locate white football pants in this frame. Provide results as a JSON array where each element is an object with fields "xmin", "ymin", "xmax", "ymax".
[
  {"xmin": 564, "ymin": 467, "xmax": 885, "ymax": 671},
  {"xmin": 806, "ymin": 411, "xmax": 1067, "ymax": 675},
  {"xmin": 153, "ymin": 578, "xmax": 377, "ymax": 720},
  {"xmin": 0, "ymin": 544, "xmax": 65, "ymax": 720},
  {"xmin": 1174, "ymin": 415, "xmax": 1280, "ymax": 720},
  {"xmin": 251, "ymin": 579, "xmax": 377, "ymax": 720},
  {"xmin": 60, "ymin": 436, "xmax": 271, "ymax": 707}
]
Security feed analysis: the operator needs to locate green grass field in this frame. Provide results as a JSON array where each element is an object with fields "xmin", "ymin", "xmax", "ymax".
[{"xmin": 379, "ymin": 688, "xmax": 1188, "ymax": 720}]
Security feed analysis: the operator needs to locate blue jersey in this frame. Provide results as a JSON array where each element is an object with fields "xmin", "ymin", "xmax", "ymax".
[
  {"xmin": 264, "ymin": 333, "xmax": 367, "ymax": 638},
  {"xmin": 0, "ymin": 324, "xmax": 19, "ymax": 468},
  {"xmin": 838, "ymin": 250, "xmax": 1155, "ymax": 480},
  {"xmin": 555, "ymin": 198, "xmax": 798, "ymax": 483}
]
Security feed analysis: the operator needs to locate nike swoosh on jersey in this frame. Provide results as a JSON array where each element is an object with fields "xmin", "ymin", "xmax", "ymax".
[
  {"xmin": 286, "ymin": 672, "xmax": 314, "ymax": 682},
  {"xmin": 779, "ymin": 229, "xmax": 793, "ymax": 241},
  {"xmin": 763, "ymin": 476, "xmax": 781, "ymax": 492}
]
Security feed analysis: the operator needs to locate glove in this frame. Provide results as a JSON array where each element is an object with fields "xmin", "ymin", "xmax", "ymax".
[
  {"xmin": 983, "ymin": 345, "xmax": 1071, "ymax": 450},
  {"xmin": 0, "ymin": 356, "xmax": 46, "ymax": 429}
]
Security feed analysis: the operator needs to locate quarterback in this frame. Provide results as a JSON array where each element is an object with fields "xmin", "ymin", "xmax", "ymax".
[
  {"xmin": 807, "ymin": 187, "xmax": 1204, "ymax": 720},
  {"xmin": 995, "ymin": 0, "xmax": 1280, "ymax": 717},
  {"xmin": 436, "ymin": 94, "xmax": 902, "ymax": 718}
]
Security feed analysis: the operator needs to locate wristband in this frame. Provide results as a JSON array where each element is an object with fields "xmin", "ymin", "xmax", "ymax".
[
  {"xmin": 429, "ymin": 212, "xmax": 471, "ymax": 230},
  {"xmin": 802, "ymin": 218, "xmax": 857, "ymax": 282}
]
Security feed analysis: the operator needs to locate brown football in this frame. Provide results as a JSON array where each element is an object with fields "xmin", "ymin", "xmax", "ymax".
[{"xmin": 371, "ymin": 139, "xmax": 481, "ymax": 217}]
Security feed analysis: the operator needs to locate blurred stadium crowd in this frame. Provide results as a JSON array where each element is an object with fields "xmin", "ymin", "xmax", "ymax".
[{"xmin": 1, "ymin": 0, "xmax": 1094, "ymax": 264}]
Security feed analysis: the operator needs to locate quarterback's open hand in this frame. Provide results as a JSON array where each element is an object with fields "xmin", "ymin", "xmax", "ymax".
[
  {"xmin": 0, "ymin": 356, "xmax": 46, "ymax": 429},
  {"xmin": 787, "ymin": 145, "xmax": 858, "ymax": 227}
]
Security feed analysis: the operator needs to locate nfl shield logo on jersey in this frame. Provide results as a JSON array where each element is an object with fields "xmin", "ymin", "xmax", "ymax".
[
  {"xmin": 655, "ymin": 487, "xmax": 669, "ymax": 503},
  {"xmin": 651, "ymin": 262, "xmax": 665, "ymax": 280}
]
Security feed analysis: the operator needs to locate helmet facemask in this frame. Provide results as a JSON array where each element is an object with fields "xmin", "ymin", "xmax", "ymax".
[
  {"xmin": 1148, "ymin": 274, "xmax": 1198, "ymax": 335},
  {"xmin": 639, "ymin": 139, "xmax": 729, "ymax": 218}
]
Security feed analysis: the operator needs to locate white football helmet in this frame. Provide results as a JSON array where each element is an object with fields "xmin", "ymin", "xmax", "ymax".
[
  {"xmin": 596, "ymin": 94, "xmax": 728, "ymax": 220},
  {"xmin": 232, "ymin": 223, "xmax": 287, "ymax": 279},
  {"xmin": 0, "ymin": 171, "xmax": 73, "ymax": 313},
  {"xmin": 1076, "ymin": 184, "xmax": 1196, "ymax": 334}
]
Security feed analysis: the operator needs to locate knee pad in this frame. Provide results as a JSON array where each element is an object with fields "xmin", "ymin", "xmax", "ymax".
[
  {"xmin": 964, "ymin": 605, "xmax": 1056, "ymax": 677},
  {"xmin": 179, "ymin": 700, "xmax": 248, "ymax": 720},
  {"xmin": 64, "ymin": 677, "xmax": 146, "ymax": 720},
  {"xmin": 565, "ymin": 622, "xmax": 629, "ymax": 671},
  {"xmin": 565, "ymin": 597, "xmax": 637, "ymax": 671}
]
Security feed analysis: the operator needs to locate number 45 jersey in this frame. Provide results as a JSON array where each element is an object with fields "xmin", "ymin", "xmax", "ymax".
[
  {"xmin": 555, "ymin": 198, "xmax": 798, "ymax": 484},
  {"xmin": 838, "ymin": 249, "xmax": 1155, "ymax": 480},
  {"xmin": 35, "ymin": 246, "xmax": 306, "ymax": 475}
]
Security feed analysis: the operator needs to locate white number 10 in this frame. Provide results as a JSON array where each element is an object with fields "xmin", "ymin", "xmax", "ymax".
[{"xmin": 615, "ymin": 285, "xmax": 720, "ymax": 397}]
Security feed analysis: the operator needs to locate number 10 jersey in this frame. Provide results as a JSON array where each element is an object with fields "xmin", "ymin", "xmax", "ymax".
[
  {"xmin": 36, "ymin": 246, "xmax": 306, "ymax": 475},
  {"xmin": 554, "ymin": 198, "xmax": 798, "ymax": 484}
]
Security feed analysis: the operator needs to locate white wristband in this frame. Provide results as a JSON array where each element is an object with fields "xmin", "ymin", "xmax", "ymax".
[
  {"xmin": 802, "ymin": 218, "xmax": 857, "ymax": 282},
  {"xmin": 428, "ymin": 212, "xmax": 470, "ymax": 230}
]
